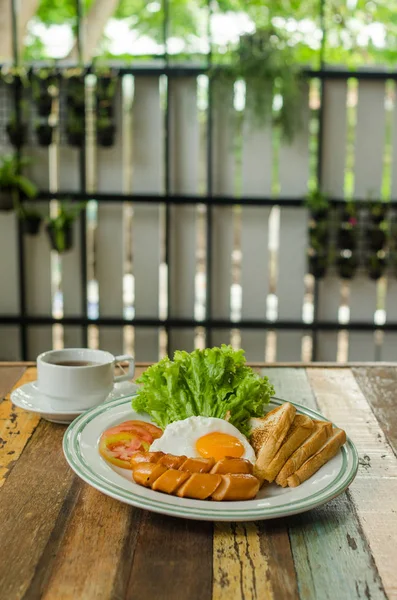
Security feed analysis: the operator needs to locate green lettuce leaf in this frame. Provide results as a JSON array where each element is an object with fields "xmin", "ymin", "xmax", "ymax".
[{"xmin": 131, "ymin": 345, "xmax": 275, "ymax": 435}]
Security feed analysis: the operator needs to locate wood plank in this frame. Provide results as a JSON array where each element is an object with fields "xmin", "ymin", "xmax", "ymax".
[
  {"xmin": 42, "ymin": 488, "xmax": 141, "ymax": 600},
  {"xmin": 132, "ymin": 77, "xmax": 162, "ymax": 361},
  {"xmin": 321, "ymin": 80, "xmax": 348, "ymax": 196},
  {"xmin": 0, "ymin": 365, "xmax": 25, "ymax": 399},
  {"xmin": 213, "ymin": 520, "xmax": 298, "ymax": 600},
  {"xmin": 266, "ymin": 367, "xmax": 387, "ymax": 600},
  {"xmin": 307, "ymin": 368, "xmax": 397, "ymax": 599},
  {"xmin": 168, "ymin": 77, "xmax": 199, "ymax": 353},
  {"xmin": 0, "ymin": 367, "xmax": 40, "ymax": 487},
  {"xmin": 240, "ymin": 90, "xmax": 272, "ymax": 361},
  {"xmin": 0, "ymin": 420, "xmax": 75, "ymax": 599},
  {"xmin": 353, "ymin": 366, "xmax": 397, "ymax": 456},
  {"xmin": 211, "ymin": 79, "xmax": 234, "ymax": 348},
  {"xmin": 126, "ymin": 512, "xmax": 212, "ymax": 600}
]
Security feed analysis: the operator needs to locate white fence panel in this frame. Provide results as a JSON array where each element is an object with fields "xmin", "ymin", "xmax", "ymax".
[
  {"xmin": 132, "ymin": 77, "xmax": 162, "ymax": 361},
  {"xmin": 95, "ymin": 83, "xmax": 124, "ymax": 354},
  {"xmin": 317, "ymin": 79, "xmax": 349, "ymax": 361},
  {"xmin": 240, "ymin": 88, "xmax": 272, "ymax": 361},
  {"xmin": 348, "ymin": 81, "xmax": 386, "ymax": 360},
  {"xmin": 168, "ymin": 77, "xmax": 199, "ymax": 354},
  {"xmin": 211, "ymin": 81, "xmax": 235, "ymax": 348},
  {"xmin": 276, "ymin": 83, "xmax": 310, "ymax": 360}
]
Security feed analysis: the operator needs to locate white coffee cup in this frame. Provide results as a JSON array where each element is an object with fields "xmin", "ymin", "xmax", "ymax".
[{"xmin": 37, "ymin": 348, "xmax": 135, "ymax": 411}]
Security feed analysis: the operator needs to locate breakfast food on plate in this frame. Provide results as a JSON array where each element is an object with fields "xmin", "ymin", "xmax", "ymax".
[
  {"xmin": 131, "ymin": 345, "xmax": 275, "ymax": 435},
  {"xmin": 150, "ymin": 416, "xmax": 256, "ymax": 463},
  {"xmin": 99, "ymin": 420, "xmax": 163, "ymax": 469},
  {"xmin": 250, "ymin": 403, "xmax": 297, "ymax": 480},
  {"xmin": 275, "ymin": 420, "xmax": 333, "ymax": 487},
  {"xmin": 130, "ymin": 451, "xmax": 261, "ymax": 500},
  {"xmin": 287, "ymin": 428, "xmax": 347, "ymax": 487},
  {"xmin": 261, "ymin": 414, "xmax": 314, "ymax": 482},
  {"xmin": 98, "ymin": 346, "xmax": 349, "ymax": 501}
]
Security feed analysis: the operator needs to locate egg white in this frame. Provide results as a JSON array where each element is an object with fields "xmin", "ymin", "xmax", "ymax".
[{"xmin": 150, "ymin": 416, "xmax": 256, "ymax": 463}]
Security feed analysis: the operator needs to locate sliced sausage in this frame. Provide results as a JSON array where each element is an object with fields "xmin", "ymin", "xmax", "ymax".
[
  {"xmin": 132, "ymin": 463, "xmax": 167, "ymax": 487},
  {"xmin": 179, "ymin": 457, "xmax": 215, "ymax": 473},
  {"xmin": 211, "ymin": 474, "xmax": 260, "ymax": 501},
  {"xmin": 210, "ymin": 457, "xmax": 253, "ymax": 475},
  {"xmin": 176, "ymin": 473, "xmax": 222, "ymax": 499},
  {"xmin": 152, "ymin": 469, "xmax": 190, "ymax": 494}
]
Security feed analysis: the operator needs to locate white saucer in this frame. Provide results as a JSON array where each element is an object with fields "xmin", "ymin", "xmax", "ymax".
[{"xmin": 10, "ymin": 380, "xmax": 139, "ymax": 424}]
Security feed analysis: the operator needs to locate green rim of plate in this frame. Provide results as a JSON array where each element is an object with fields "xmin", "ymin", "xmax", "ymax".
[{"xmin": 63, "ymin": 395, "xmax": 359, "ymax": 520}]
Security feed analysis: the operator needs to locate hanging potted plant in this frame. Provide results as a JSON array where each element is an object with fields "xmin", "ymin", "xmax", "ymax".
[
  {"xmin": 66, "ymin": 111, "xmax": 85, "ymax": 147},
  {"xmin": 336, "ymin": 249, "xmax": 359, "ymax": 280},
  {"xmin": 369, "ymin": 200, "xmax": 388, "ymax": 224},
  {"xmin": 19, "ymin": 205, "xmax": 42, "ymax": 235},
  {"xmin": 305, "ymin": 189, "xmax": 329, "ymax": 221},
  {"xmin": 32, "ymin": 68, "xmax": 57, "ymax": 116},
  {"xmin": 216, "ymin": 25, "xmax": 303, "ymax": 142},
  {"xmin": 97, "ymin": 114, "xmax": 116, "ymax": 147},
  {"xmin": 307, "ymin": 246, "xmax": 328, "ymax": 279},
  {"xmin": 367, "ymin": 220, "xmax": 388, "ymax": 252},
  {"xmin": 367, "ymin": 250, "xmax": 388, "ymax": 280},
  {"xmin": 337, "ymin": 217, "xmax": 358, "ymax": 250},
  {"xmin": 95, "ymin": 66, "xmax": 117, "ymax": 117},
  {"xmin": 0, "ymin": 154, "xmax": 37, "ymax": 212},
  {"xmin": 64, "ymin": 68, "xmax": 85, "ymax": 110},
  {"xmin": 45, "ymin": 201, "xmax": 85, "ymax": 253},
  {"xmin": 35, "ymin": 119, "xmax": 55, "ymax": 146},
  {"xmin": 6, "ymin": 111, "xmax": 28, "ymax": 147},
  {"xmin": 309, "ymin": 218, "xmax": 329, "ymax": 247}
]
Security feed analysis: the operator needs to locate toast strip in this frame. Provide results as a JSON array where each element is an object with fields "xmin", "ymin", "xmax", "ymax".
[
  {"xmin": 287, "ymin": 428, "xmax": 347, "ymax": 487},
  {"xmin": 250, "ymin": 402, "xmax": 297, "ymax": 479},
  {"xmin": 275, "ymin": 420, "xmax": 332, "ymax": 487},
  {"xmin": 262, "ymin": 414, "xmax": 314, "ymax": 482}
]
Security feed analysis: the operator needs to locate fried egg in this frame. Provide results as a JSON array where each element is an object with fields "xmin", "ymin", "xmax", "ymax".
[{"xmin": 150, "ymin": 416, "xmax": 256, "ymax": 463}]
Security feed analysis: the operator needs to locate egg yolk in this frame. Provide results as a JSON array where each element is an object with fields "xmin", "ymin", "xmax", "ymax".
[{"xmin": 195, "ymin": 432, "xmax": 244, "ymax": 461}]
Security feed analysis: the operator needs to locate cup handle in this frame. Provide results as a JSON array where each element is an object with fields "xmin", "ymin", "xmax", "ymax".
[{"xmin": 113, "ymin": 354, "xmax": 135, "ymax": 383}]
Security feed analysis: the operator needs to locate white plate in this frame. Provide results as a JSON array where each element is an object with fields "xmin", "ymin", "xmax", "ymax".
[
  {"xmin": 11, "ymin": 380, "xmax": 139, "ymax": 424},
  {"xmin": 63, "ymin": 396, "xmax": 359, "ymax": 521}
]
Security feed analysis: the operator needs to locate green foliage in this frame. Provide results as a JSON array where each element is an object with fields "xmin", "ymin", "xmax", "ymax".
[
  {"xmin": 46, "ymin": 201, "xmax": 85, "ymax": 228},
  {"xmin": 305, "ymin": 189, "xmax": 329, "ymax": 213},
  {"xmin": 215, "ymin": 26, "xmax": 303, "ymax": 141},
  {"xmin": 0, "ymin": 154, "xmax": 38, "ymax": 199}
]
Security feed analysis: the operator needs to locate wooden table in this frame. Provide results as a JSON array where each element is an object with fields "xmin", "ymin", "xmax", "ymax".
[{"xmin": 0, "ymin": 362, "xmax": 396, "ymax": 600}]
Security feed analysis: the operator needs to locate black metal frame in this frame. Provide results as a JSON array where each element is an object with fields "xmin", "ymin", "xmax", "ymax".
[{"xmin": 3, "ymin": 0, "xmax": 397, "ymax": 360}]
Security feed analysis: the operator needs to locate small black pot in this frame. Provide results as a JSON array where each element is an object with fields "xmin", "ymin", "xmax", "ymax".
[
  {"xmin": 97, "ymin": 124, "xmax": 116, "ymax": 147},
  {"xmin": 0, "ymin": 189, "xmax": 14, "ymax": 211},
  {"xmin": 36, "ymin": 93, "xmax": 53, "ymax": 116},
  {"xmin": 66, "ymin": 128, "xmax": 85, "ymax": 147},
  {"xmin": 337, "ymin": 253, "xmax": 358, "ymax": 279},
  {"xmin": 309, "ymin": 219, "xmax": 329, "ymax": 246},
  {"xmin": 367, "ymin": 226, "xmax": 387, "ymax": 251},
  {"xmin": 369, "ymin": 203, "xmax": 388, "ymax": 224},
  {"xmin": 96, "ymin": 78, "xmax": 115, "ymax": 99},
  {"xmin": 308, "ymin": 252, "xmax": 328, "ymax": 279},
  {"xmin": 337, "ymin": 225, "xmax": 358, "ymax": 250},
  {"xmin": 6, "ymin": 123, "xmax": 27, "ymax": 147},
  {"xmin": 310, "ymin": 207, "xmax": 329, "ymax": 221},
  {"xmin": 367, "ymin": 257, "xmax": 387, "ymax": 280},
  {"xmin": 46, "ymin": 222, "xmax": 73, "ymax": 253},
  {"xmin": 97, "ymin": 99, "xmax": 114, "ymax": 118},
  {"xmin": 36, "ymin": 124, "xmax": 54, "ymax": 147},
  {"xmin": 21, "ymin": 214, "xmax": 42, "ymax": 235}
]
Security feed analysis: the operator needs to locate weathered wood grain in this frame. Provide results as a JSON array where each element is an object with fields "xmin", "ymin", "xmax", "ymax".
[
  {"xmin": 307, "ymin": 368, "xmax": 397, "ymax": 599},
  {"xmin": 0, "ymin": 367, "xmax": 40, "ymax": 487},
  {"xmin": 353, "ymin": 366, "xmax": 397, "ymax": 456},
  {"xmin": 213, "ymin": 520, "xmax": 298, "ymax": 600},
  {"xmin": 41, "ymin": 487, "xmax": 142, "ymax": 600},
  {"xmin": 0, "ymin": 365, "xmax": 25, "ymax": 399},
  {"xmin": 266, "ymin": 368, "xmax": 387, "ymax": 600},
  {"xmin": 0, "ymin": 420, "xmax": 75, "ymax": 599},
  {"xmin": 126, "ymin": 512, "xmax": 213, "ymax": 600}
]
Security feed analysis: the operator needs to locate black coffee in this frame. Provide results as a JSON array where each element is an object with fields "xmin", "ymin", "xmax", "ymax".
[{"xmin": 52, "ymin": 360, "xmax": 98, "ymax": 367}]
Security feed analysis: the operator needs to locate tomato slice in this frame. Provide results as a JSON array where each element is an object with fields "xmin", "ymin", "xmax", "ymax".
[{"xmin": 99, "ymin": 420, "xmax": 163, "ymax": 469}]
